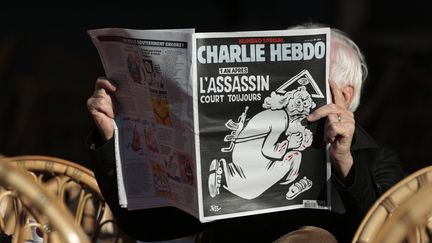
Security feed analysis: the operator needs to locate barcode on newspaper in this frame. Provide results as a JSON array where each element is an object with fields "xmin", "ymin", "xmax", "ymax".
[{"xmin": 303, "ymin": 200, "xmax": 318, "ymax": 208}]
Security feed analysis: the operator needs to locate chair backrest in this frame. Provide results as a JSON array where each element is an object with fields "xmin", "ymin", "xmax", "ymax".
[
  {"xmin": 0, "ymin": 155, "xmax": 132, "ymax": 243},
  {"xmin": 370, "ymin": 183, "xmax": 432, "ymax": 243},
  {"xmin": 0, "ymin": 160, "xmax": 90, "ymax": 243},
  {"xmin": 352, "ymin": 165, "xmax": 432, "ymax": 243}
]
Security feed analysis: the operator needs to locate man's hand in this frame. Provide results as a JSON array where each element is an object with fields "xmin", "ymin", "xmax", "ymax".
[
  {"xmin": 86, "ymin": 77, "xmax": 116, "ymax": 141},
  {"xmin": 307, "ymin": 81, "xmax": 355, "ymax": 177}
]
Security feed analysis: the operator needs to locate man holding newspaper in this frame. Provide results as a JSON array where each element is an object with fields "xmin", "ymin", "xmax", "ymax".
[{"xmin": 87, "ymin": 24, "xmax": 403, "ymax": 243}]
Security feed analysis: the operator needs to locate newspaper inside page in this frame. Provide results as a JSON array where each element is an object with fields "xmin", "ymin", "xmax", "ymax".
[
  {"xmin": 192, "ymin": 28, "xmax": 332, "ymax": 222},
  {"xmin": 88, "ymin": 28, "xmax": 199, "ymax": 218}
]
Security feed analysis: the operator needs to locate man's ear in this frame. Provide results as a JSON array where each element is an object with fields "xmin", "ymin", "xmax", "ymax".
[{"xmin": 342, "ymin": 85, "xmax": 355, "ymax": 109}]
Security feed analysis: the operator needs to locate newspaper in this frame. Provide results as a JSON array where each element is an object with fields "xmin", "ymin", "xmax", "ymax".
[{"xmin": 88, "ymin": 27, "xmax": 332, "ymax": 223}]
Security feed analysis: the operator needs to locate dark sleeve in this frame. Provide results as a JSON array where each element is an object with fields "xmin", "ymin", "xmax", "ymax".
[
  {"xmin": 333, "ymin": 147, "xmax": 404, "ymax": 220},
  {"xmin": 87, "ymin": 129, "xmax": 204, "ymax": 241}
]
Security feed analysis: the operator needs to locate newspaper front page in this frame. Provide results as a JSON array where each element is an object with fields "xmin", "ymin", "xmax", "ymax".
[
  {"xmin": 193, "ymin": 29, "xmax": 331, "ymax": 222},
  {"xmin": 89, "ymin": 27, "xmax": 331, "ymax": 223}
]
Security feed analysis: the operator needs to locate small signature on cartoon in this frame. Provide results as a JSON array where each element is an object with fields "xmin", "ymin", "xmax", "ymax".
[{"xmin": 209, "ymin": 204, "xmax": 221, "ymax": 212}]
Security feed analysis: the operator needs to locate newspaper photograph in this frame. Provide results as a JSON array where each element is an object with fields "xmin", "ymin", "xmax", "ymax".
[{"xmin": 193, "ymin": 28, "xmax": 331, "ymax": 222}]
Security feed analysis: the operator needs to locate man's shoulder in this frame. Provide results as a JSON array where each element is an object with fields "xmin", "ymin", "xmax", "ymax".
[
  {"xmin": 352, "ymin": 124, "xmax": 401, "ymax": 171},
  {"xmin": 352, "ymin": 124, "xmax": 379, "ymax": 150}
]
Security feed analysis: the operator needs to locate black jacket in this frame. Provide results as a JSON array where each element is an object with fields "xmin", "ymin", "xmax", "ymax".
[{"xmin": 89, "ymin": 124, "xmax": 404, "ymax": 243}]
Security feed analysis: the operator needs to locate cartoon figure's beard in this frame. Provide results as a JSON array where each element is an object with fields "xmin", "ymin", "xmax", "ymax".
[{"xmin": 289, "ymin": 112, "xmax": 308, "ymax": 121}]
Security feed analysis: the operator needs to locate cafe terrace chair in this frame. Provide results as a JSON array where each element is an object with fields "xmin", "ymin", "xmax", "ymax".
[
  {"xmin": 370, "ymin": 182, "xmax": 432, "ymax": 243},
  {"xmin": 0, "ymin": 155, "xmax": 134, "ymax": 243},
  {"xmin": 0, "ymin": 160, "xmax": 90, "ymax": 243},
  {"xmin": 352, "ymin": 165, "xmax": 432, "ymax": 243}
]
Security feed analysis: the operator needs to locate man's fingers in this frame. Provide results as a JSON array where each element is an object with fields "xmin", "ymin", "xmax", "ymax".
[
  {"xmin": 95, "ymin": 77, "xmax": 117, "ymax": 92},
  {"xmin": 93, "ymin": 87, "xmax": 108, "ymax": 98},
  {"xmin": 87, "ymin": 96, "xmax": 115, "ymax": 119},
  {"xmin": 307, "ymin": 104, "xmax": 342, "ymax": 122},
  {"xmin": 324, "ymin": 120, "xmax": 355, "ymax": 143},
  {"xmin": 329, "ymin": 113, "xmax": 341, "ymax": 124},
  {"xmin": 329, "ymin": 80, "xmax": 344, "ymax": 106},
  {"xmin": 88, "ymin": 77, "xmax": 117, "ymax": 119},
  {"xmin": 307, "ymin": 80, "xmax": 348, "ymax": 123}
]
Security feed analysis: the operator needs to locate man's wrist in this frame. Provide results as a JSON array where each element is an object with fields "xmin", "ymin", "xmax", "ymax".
[
  {"xmin": 87, "ymin": 128, "xmax": 112, "ymax": 150},
  {"xmin": 331, "ymin": 153, "xmax": 354, "ymax": 178}
]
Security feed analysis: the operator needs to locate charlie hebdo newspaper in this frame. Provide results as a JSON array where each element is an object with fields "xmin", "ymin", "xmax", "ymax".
[{"xmin": 88, "ymin": 27, "xmax": 331, "ymax": 223}]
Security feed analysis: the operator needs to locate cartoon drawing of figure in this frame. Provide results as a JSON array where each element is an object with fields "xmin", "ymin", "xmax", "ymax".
[
  {"xmin": 177, "ymin": 153, "xmax": 194, "ymax": 186},
  {"xmin": 152, "ymin": 162, "xmax": 171, "ymax": 195},
  {"xmin": 142, "ymin": 59, "xmax": 154, "ymax": 84},
  {"xmin": 165, "ymin": 151, "xmax": 181, "ymax": 182},
  {"xmin": 127, "ymin": 53, "xmax": 142, "ymax": 84},
  {"xmin": 209, "ymin": 75, "xmax": 319, "ymax": 200},
  {"xmin": 144, "ymin": 125, "xmax": 159, "ymax": 153},
  {"xmin": 131, "ymin": 125, "xmax": 141, "ymax": 151},
  {"xmin": 126, "ymin": 125, "xmax": 143, "ymax": 153},
  {"xmin": 151, "ymin": 97, "xmax": 173, "ymax": 127},
  {"xmin": 143, "ymin": 59, "xmax": 165, "ymax": 89},
  {"xmin": 184, "ymin": 158, "xmax": 194, "ymax": 185}
]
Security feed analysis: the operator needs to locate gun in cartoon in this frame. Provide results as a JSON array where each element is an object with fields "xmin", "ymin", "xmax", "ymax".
[{"xmin": 221, "ymin": 106, "xmax": 249, "ymax": 152}]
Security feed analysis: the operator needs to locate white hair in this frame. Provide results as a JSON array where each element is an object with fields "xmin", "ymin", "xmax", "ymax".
[{"xmin": 289, "ymin": 23, "xmax": 368, "ymax": 111}]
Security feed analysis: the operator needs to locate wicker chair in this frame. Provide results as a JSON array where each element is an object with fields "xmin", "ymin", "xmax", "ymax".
[
  {"xmin": 352, "ymin": 165, "xmax": 432, "ymax": 243},
  {"xmin": 370, "ymin": 183, "xmax": 432, "ymax": 243},
  {"xmin": 0, "ymin": 160, "xmax": 90, "ymax": 243},
  {"xmin": 0, "ymin": 155, "xmax": 134, "ymax": 243}
]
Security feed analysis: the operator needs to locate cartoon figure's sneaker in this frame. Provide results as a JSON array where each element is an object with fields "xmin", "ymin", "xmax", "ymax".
[
  {"xmin": 208, "ymin": 159, "xmax": 223, "ymax": 197},
  {"xmin": 286, "ymin": 176, "xmax": 312, "ymax": 200}
]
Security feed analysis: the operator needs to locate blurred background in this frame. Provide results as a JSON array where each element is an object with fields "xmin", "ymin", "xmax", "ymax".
[{"xmin": 0, "ymin": 3, "xmax": 431, "ymax": 173}]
